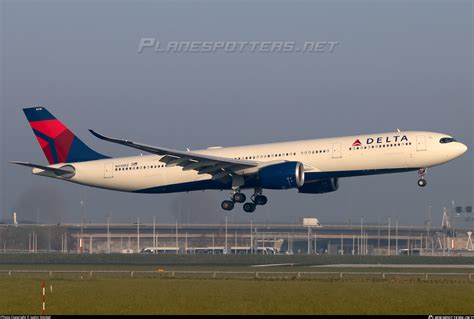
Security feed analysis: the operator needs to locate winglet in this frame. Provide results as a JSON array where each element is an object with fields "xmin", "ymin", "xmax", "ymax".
[
  {"xmin": 90, "ymin": 129, "xmax": 134, "ymax": 146},
  {"xmin": 89, "ymin": 129, "xmax": 105, "ymax": 140}
]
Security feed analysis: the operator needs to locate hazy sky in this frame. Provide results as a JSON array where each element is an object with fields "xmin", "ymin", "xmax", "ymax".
[{"xmin": 1, "ymin": 0, "xmax": 472, "ymax": 226}]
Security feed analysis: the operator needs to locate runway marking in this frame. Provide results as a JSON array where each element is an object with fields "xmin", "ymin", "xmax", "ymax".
[
  {"xmin": 250, "ymin": 263, "xmax": 298, "ymax": 268},
  {"xmin": 309, "ymin": 264, "xmax": 474, "ymax": 269}
]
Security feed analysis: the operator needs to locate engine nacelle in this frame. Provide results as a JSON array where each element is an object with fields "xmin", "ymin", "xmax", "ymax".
[
  {"xmin": 298, "ymin": 178, "xmax": 339, "ymax": 194},
  {"xmin": 258, "ymin": 162, "xmax": 305, "ymax": 189}
]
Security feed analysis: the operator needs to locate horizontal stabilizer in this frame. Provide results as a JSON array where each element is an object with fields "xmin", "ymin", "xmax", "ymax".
[{"xmin": 10, "ymin": 161, "xmax": 75, "ymax": 178}]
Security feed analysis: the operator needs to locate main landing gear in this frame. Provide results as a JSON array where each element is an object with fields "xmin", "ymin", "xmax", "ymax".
[
  {"xmin": 250, "ymin": 188, "xmax": 267, "ymax": 206},
  {"xmin": 221, "ymin": 191, "xmax": 247, "ymax": 211},
  {"xmin": 243, "ymin": 202, "xmax": 256, "ymax": 213},
  {"xmin": 221, "ymin": 188, "xmax": 268, "ymax": 213},
  {"xmin": 417, "ymin": 168, "xmax": 427, "ymax": 187},
  {"xmin": 221, "ymin": 200, "xmax": 234, "ymax": 211},
  {"xmin": 232, "ymin": 192, "xmax": 246, "ymax": 203}
]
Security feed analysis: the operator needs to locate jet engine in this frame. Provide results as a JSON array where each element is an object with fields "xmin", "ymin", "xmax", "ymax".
[
  {"xmin": 258, "ymin": 161, "xmax": 305, "ymax": 189},
  {"xmin": 298, "ymin": 178, "xmax": 339, "ymax": 194}
]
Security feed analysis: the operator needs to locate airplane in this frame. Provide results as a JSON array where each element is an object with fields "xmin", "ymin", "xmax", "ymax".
[{"xmin": 11, "ymin": 107, "xmax": 468, "ymax": 213}]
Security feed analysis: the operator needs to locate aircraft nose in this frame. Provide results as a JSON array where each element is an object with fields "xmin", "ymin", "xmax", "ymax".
[{"xmin": 456, "ymin": 142, "xmax": 468, "ymax": 156}]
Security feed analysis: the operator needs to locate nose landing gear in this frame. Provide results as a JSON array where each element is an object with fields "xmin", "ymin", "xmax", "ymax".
[
  {"xmin": 417, "ymin": 179, "xmax": 427, "ymax": 187},
  {"xmin": 417, "ymin": 168, "xmax": 427, "ymax": 187}
]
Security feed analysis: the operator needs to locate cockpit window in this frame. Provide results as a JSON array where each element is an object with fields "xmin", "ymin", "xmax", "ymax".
[{"xmin": 440, "ymin": 137, "xmax": 456, "ymax": 144}]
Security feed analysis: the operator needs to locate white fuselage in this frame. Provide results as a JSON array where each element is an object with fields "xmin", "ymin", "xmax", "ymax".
[{"xmin": 34, "ymin": 131, "xmax": 467, "ymax": 193}]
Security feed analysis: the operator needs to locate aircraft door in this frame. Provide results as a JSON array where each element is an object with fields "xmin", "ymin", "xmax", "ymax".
[
  {"xmin": 104, "ymin": 163, "xmax": 114, "ymax": 178},
  {"xmin": 332, "ymin": 143, "xmax": 342, "ymax": 158},
  {"xmin": 416, "ymin": 136, "xmax": 426, "ymax": 151}
]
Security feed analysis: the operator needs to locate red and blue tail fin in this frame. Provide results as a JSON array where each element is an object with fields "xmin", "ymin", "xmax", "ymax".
[{"xmin": 23, "ymin": 107, "xmax": 108, "ymax": 164}]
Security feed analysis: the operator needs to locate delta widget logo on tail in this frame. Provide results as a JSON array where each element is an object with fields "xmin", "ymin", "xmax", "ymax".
[{"xmin": 23, "ymin": 107, "xmax": 108, "ymax": 164}]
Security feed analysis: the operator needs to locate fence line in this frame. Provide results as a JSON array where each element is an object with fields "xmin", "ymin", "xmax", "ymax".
[{"xmin": 1, "ymin": 269, "xmax": 473, "ymax": 280}]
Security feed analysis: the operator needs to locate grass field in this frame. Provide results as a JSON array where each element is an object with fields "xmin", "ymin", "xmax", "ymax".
[
  {"xmin": 1, "ymin": 254, "xmax": 473, "ymax": 315},
  {"xmin": 1, "ymin": 276, "xmax": 472, "ymax": 315}
]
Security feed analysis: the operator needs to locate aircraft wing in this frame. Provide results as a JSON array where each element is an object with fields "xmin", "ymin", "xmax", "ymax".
[{"xmin": 89, "ymin": 130, "xmax": 259, "ymax": 180}]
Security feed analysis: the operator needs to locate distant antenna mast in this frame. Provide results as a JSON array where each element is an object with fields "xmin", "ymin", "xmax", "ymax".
[
  {"xmin": 441, "ymin": 207, "xmax": 451, "ymax": 229},
  {"xmin": 436, "ymin": 235, "xmax": 444, "ymax": 250},
  {"xmin": 13, "ymin": 212, "xmax": 18, "ymax": 226},
  {"xmin": 466, "ymin": 232, "xmax": 473, "ymax": 251}
]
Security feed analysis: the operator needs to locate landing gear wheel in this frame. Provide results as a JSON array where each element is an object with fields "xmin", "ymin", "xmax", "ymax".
[
  {"xmin": 232, "ymin": 192, "xmax": 246, "ymax": 203},
  {"xmin": 417, "ymin": 179, "xmax": 427, "ymax": 187},
  {"xmin": 254, "ymin": 195, "xmax": 268, "ymax": 206},
  {"xmin": 417, "ymin": 168, "xmax": 427, "ymax": 187},
  {"xmin": 221, "ymin": 200, "xmax": 235, "ymax": 211},
  {"xmin": 243, "ymin": 202, "xmax": 256, "ymax": 213}
]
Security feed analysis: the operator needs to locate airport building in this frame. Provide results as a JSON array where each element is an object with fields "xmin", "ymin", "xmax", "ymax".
[{"xmin": 1, "ymin": 210, "xmax": 472, "ymax": 256}]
